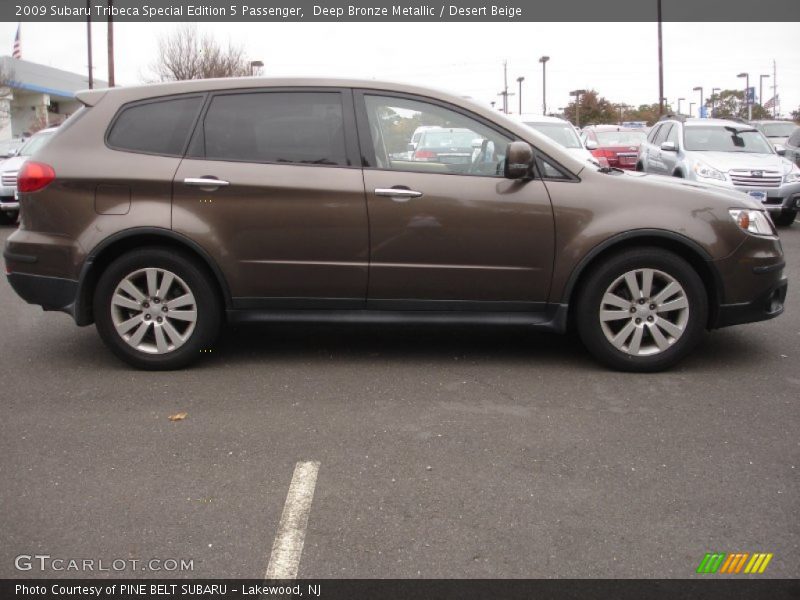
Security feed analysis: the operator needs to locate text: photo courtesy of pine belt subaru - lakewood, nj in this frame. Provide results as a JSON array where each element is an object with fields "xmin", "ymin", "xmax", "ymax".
[{"xmin": 2, "ymin": 78, "xmax": 789, "ymax": 371}]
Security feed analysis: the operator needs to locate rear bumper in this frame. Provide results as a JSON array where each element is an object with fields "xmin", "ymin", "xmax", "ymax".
[
  {"xmin": 715, "ymin": 276, "xmax": 787, "ymax": 328},
  {"xmin": 5, "ymin": 271, "xmax": 78, "ymax": 316}
]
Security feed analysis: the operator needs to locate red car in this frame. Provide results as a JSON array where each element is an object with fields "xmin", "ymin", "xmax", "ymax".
[{"xmin": 581, "ymin": 125, "xmax": 648, "ymax": 170}]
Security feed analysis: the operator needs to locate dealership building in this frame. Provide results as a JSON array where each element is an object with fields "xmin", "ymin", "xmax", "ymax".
[{"xmin": 0, "ymin": 56, "xmax": 104, "ymax": 141}]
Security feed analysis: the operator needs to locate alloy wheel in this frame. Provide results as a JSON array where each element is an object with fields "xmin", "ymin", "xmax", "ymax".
[
  {"xmin": 110, "ymin": 268, "xmax": 198, "ymax": 354},
  {"xmin": 598, "ymin": 268, "xmax": 690, "ymax": 356}
]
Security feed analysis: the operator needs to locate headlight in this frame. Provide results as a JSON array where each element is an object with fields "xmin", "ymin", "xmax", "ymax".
[
  {"xmin": 784, "ymin": 168, "xmax": 800, "ymax": 183},
  {"xmin": 729, "ymin": 209, "xmax": 775, "ymax": 236},
  {"xmin": 693, "ymin": 161, "xmax": 726, "ymax": 181}
]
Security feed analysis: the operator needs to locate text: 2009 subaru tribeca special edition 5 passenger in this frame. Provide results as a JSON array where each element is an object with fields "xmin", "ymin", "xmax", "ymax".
[{"xmin": 3, "ymin": 78, "xmax": 788, "ymax": 371}]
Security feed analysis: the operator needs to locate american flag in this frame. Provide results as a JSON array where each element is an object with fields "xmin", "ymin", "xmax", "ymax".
[
  {"xmin": 12, "ymin": 24, "xmax": 21, "ymax": 59},
  {"xmin": 763, "ymin": 95, "xmax": 778, "ymax": 110}
]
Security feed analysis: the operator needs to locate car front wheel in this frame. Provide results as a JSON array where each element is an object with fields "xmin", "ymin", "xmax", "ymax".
[
  {"xmin": 94, "ymin": 247, "xmax": 221, "ymax": 370},
  {"xmin": 772, "ymin": 209, "xmax": 796, "ymax": 227},
  {"xmin": 576, "ymin": 248, "xmax": 707, "ymax": 372}
]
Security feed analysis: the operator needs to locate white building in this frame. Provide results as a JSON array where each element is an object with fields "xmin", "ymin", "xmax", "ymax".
[{"xmin": 0, "ymin": 56, "xmax": 106, "ymax": 140}]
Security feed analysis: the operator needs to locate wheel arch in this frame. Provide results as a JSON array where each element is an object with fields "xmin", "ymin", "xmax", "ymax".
[
  {"xmin": 74, "ymin": 227, "xmax": 231, "ymax": 326},
  {"xmin": 561, "ymin": 230, "xmax": 722, "ymax": 330}
]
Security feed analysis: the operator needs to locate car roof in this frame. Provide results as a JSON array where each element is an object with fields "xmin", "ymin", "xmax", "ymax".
[
  {"xmin": 584, "ymin": 124, "xmax": 646, "ymax": 132},
  {"xmin": 750, "ymin": 119, "xmax": 795, "ymax": 124}
]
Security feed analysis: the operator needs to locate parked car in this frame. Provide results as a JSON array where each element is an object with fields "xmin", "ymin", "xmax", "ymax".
[
  {"xmin": 0, "ymin": 127, "xmax": 59, "ymax": 225},
  {"xmin": 0, "ymin": 137, "xmax": 26, "ymax": 159},
  {"xmin": 784, "ymin": 127, "xmax": 800, "ymax": 167},
  {"xmin": 581, "ymin": 125, "xmax": 647, "ymax": 170},
  {"xmin": 637, "ymin": 116, "xmax": 800, "ymax": 226},
  {"xmin": 519, "ymin": 114, "xmax": 605, "ymax": 166},
  {"xmin": 750, "ymin": 119, "xmax": 799, "ymax": 153},
  {"xmin": 4, "ymin": 78, "xmax": 786, "ymax": 372},
  {"xmin": 410, "ymin": 127, "xmax": 477, "ymax": 164}
]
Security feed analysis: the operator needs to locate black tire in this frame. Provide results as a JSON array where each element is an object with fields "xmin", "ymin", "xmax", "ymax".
[
  {"xmin": 576, "ymin": 247, "xmax": 707, "ymax": 372},
  {"xmin": 673, "ymin": 170, "xmax": 684, "ymax": 178},
  {"xmin": 0, "ymin": 210, "xmax": 17, "ymax": 225},
  {"xmin": 94, "ymin": 247, "xmax": 222, "ymax": 370},
  {"xmin": 772, "ymin": 210, "xmax": 796, "ymax": 227}
]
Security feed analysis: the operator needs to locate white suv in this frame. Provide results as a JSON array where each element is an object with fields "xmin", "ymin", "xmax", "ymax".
[{"xmin": 637, "ymin": 116, "xmax": 800, "ymax": 226}]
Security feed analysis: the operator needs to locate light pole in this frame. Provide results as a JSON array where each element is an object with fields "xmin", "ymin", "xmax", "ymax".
[
  {"xmin": 517, "ymin": 76, "xmax": 524, "ymax": 115},
  {"xmin": 689, "ymin": 102, "xmax": 696, "ymax": 117},
  {"xmin": 657, "ymin": 0, "xmax": 664, "ymax": 115},
  {"xmin": 250, "ymin": 60, "xmax": 264, "ymax": 76},
  {"xmin": 759, "ymin": 74, "xmax": 770, "ymax": 107},
  {"xmin": 693, "ymin": 86, "xmax": 703, "ymax": 117},
  {"xmin": 570, "ymin": 89, "xmax": 586, "ymax": 127},
  {"xmin": 677, "ymin": 97, "xmax": 685, "ymax": 115},
  {"xmin": 711, "ymin": 87, "xmax": 720, "ymax": 117},
  {"xmin": 539, "ymin": 55, "xmax": 549, "ymax": 115},
  {"xmin": 737, "ymin": 72, "xmax": 750, "ymax": 120}
]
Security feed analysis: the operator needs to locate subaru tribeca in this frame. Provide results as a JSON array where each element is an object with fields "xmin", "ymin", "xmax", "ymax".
[{"xmin": 3, "ymin": 78, "xmax": 788, "ymax": 371}]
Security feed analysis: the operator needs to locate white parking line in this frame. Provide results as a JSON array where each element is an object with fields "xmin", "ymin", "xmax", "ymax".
[{"xmin": 265, "ymin": 460, "xmax": 320, "ymax": 579}]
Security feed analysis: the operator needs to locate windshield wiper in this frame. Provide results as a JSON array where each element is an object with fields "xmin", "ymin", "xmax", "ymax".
[{"xmin": 598, "ymin": 166, "xmax": 625, "ymax": 174}]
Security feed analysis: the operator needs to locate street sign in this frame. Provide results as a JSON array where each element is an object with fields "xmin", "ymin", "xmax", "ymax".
[
  {"xmin": 747, "ymin": 87, "xmax": 755, "ymax": 103},
  {"xmin": 700, "ymin": 106, "xmax": 708, "ymax": 118}
]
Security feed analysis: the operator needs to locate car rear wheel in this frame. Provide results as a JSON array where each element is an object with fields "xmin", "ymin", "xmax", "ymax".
[
  {"xmin": 0, "ymin": 210, "xmax": 18, "ymax": 225},
  {"xmin": 772, "ymin": 209, "xmax": 796, "ymax": 227},
  {"xmin": 94, "ymin": 248, "xmax": 221, "ymax": 370},
  {"xmin": 576, "ymin": 248, "xmax": 707, "ymax": 372}
]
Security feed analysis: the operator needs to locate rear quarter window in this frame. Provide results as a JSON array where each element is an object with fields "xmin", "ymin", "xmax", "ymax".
[{"xmin": 106, "ymin": 95, "xmax": 204, "ymax": 156}]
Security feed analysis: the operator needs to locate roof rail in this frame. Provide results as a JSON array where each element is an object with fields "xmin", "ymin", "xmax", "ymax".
[{"xmin": 658, "ymin": 113, "xmax": 686, "ymax": 123}]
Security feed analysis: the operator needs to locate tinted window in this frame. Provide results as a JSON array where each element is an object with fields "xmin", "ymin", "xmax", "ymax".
[
  {"xmin": 647, "ymin": 124, "xmax": 662, "ymax": 144},
  {"xmin": 363, "ymin": 95, "xmax": 512, "ymax": 177},
  {"xmin": 108, "ymin": 96, "xmax": 202, "ymax": 155},
  {"xmin": 202, "ymin": 92, "xmax": 347, "ymax": 166},
  {"xmin": 595, "ymin": 130, "xmax": 647, "ymax": 146},
  {"xmin": 653, "ymin": 123, "xmax": 672, "ymax": 146}
]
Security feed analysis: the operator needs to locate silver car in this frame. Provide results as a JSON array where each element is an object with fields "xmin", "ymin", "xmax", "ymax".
[
  {"xmin": 637, "ymin": 117, "xmax": 800, "ymax": 226},
  {"xmin": 0, "ymin": 127, "xmax": 58, "ymax": 225}
]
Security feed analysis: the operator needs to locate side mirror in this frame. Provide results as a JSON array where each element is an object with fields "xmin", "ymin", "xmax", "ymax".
[
  {"xmin": 406, "ymin": 142, "xmax": 416, "ymax": 152},
  {"xmin": 585, "ymin": 139, "xmax": 598, "ymax": 151},
  {"xmin": 504, "ymin": 141, "xmax": 534, "ymax": 179},
  {"xmin": 775, "ymin": 145, "xmax": 786, "ymax": 156},
  {"xmin": 660, "ymin": 141, "xmax": 677, "ymax": 152}
]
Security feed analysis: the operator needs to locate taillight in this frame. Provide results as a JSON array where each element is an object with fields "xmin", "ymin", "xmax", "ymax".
[
  {"xmin": 414, "ymin": 149, "xmax": 436, "ymax": 160},
  {"xmin": 17, "ymin": 161, "xmax": 56, "ymax": 193}
]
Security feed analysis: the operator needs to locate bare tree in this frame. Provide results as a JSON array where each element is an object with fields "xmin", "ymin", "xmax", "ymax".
[
  {"xmin": 0, "ymin": 62, "xmax": 15, "ymax": 127},
  {"xmin": 150, "ymin": 25, "xmax": 251, "ymax": 81}
]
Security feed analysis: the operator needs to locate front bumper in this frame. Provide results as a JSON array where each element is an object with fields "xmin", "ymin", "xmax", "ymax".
[
  {"xmin": 710, "ymin": 233, "xmax": 787, "ymax": 328},
  {"xmin": 716, "ymin": 276, "xmax": 787, "ymax": 328}
]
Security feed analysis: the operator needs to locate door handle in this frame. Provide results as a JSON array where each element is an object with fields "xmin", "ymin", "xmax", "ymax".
[
  {"xmin": 375, "ymin": 187, "xmax": 423, "ymax": 202},
  {"xmin": 184, "ymin": 177, "xmax": 230, "ymax": 188}
]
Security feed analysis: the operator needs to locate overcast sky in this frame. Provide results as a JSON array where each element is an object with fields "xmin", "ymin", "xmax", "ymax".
[{"xmin": 1, "ymin": 21, "xmax": 798, "ymax": 117}]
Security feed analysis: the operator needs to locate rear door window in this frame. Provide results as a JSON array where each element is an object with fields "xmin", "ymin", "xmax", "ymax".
[
  {"xmin": 200, "ymin": 92, "xmax": 349, "ymax": 166},
  {"xmin": 107, "ymin": 95, "xmax": 203, "ymax": 156}
]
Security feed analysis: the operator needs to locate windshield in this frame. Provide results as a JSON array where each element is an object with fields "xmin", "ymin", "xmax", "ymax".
[
  {"xmin": 19, "ymin": 131, "xmax": 55, "ymax": 157},
  {"xmin": 594, "ymin": 130, "xmax": 646, "ymax": 147},
  {"xmin": 526, "ymin": 122, "xmax": 582, "ymax": 149},
  {"xmin": 419, "ymin": 130, "xmax": 476, "ymax": 149},
  {"xmin": 758, "ymin": 122, "xmax": 797, "ymax": 138},
  {"xmin": 684, "ymin": 126, "xmax": 773, "ymax": 153}
]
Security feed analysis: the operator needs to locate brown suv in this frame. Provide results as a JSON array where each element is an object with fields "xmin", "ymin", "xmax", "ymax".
[{"xmin": 3, "ymin": 78, "xmax": 788, "ymax": 371}]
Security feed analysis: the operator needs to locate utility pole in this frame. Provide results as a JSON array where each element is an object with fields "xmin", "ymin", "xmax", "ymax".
[
  {"xmin": 517, "ymin": 76, "xmax": 524, "ymax": 115},
  {"xmin": 107, "ymin": 0, "xmax": 115, "ymax": 87},
  {"xmin": 570, "ymin": 89, "xmax": 586, "ymax": 127},
  {"xmin": 657, "ymin": 0, "xmax": 664, "ymax": 115},
  {"xmin": 86, "ymin": 0, "xmax": 93, "ymax": 89}
]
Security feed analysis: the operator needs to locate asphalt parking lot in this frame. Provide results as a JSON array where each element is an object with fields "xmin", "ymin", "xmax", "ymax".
[{"xmin": 0, "ymin": 223, "xmax": 798, "ymax": 580}]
